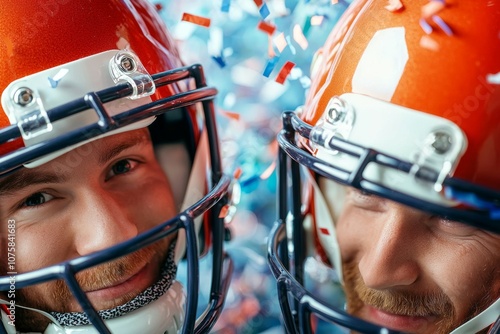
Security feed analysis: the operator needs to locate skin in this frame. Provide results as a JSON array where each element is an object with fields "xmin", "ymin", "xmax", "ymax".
[
  {"xmin": 335, "ymin": 187, "xmax": 500, "ymax": 334},
  {"xmin": 0, "ymin": 128, "xmax": 177, "ymax": 331}
]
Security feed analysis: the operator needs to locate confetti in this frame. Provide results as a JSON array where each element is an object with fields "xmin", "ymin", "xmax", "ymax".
[
  {"xmin": 253, "ymin": 0, "xmax": 263, "ymax": 7},
  {"xmin": 233, "ymin": 167, "xmax": 243, "ymax": 179},
  {"xmin": 432, "ymin": 15, "xmax": 453, "ymax": 36},
  {"xmin": 257, "ymin": 21, "xmax": 277, "ymax": 35},
  {"xmin": 273, "ymin": 32, "xmax": 288, "ymax": 53},
  {"xmin": 263, "ymin": 56, "xmax": 279, "ymax": 77},
  {"xmin": 419, "ymin": 35, "xmax": 439, "ymax": 51},
  {"xmin": 219, "ymin": 204, "xmax": 230, "ymax": 218},
  {"xmin": 385, "ymin": 0, "xmax": 404, "ymax": 12},
  {"xmin": 48, "ymin": 68, "xmax": 69, "ymax": 88},
  {"xmin": 419, "ymin": 18, "xmax": 433, "ymax": 34},
  {"xmin": 302, "ymin": 16, "xmax": 312, "ymax": 36},
  {"xmin": 419, "ymin": 0, "xmax": 452, "ymax": 35},
  {"xmin": 221, "ymin": 0, "xmax": 230, "ymax": 12},
  {"xmin": 181, "ymin": 13, "xmax": 211, "ymax": 27},
  {"xmin": 260, "ymin": 161, "xmax": 276, "ymax": 180},
  {"xmin": 421, "ymin": 0, "xmax": 446, "ymax": 19},
  {"xmin": 293, "ymin": 24, "xmax": 309, "ymax": 50},
  {"xmin": 212, "ymin": 55, "xmax": 227, "ymax": 68},
  {"xmin": 267, "ymin": 36, "xmax": 276, "ymax": 58},
  {"xmin": 310, "ymin": 15, "xmax": 325, "ymax": 26},
  {"xmin": 219, "ymin": 109, "xmax": 241, "ymax": 121},
  {"xmin": 259, "ymin": 4, "xmax": 270, "ymax": 19},
  {"xmin": 331, "ymin": 0, "xmax": 338, "ymax": 4},
  {"xmin": 319, "ymin": 227, "xmax": 330, "ymax": 235},
  {"xmin": 275, "ymin": 61, "xmax": 295, "ymax": 84},
  {"xmin": 285, "ymin": 35, "xmax": 296, "ymax": 54}
]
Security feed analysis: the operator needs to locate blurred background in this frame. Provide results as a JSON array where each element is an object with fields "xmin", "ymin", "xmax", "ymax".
[{"xmin": 155, "ymin": 1, "xmax": 352, "ymax": 332}]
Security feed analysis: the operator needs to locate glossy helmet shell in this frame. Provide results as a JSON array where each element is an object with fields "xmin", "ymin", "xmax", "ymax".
[
  {"xmin": 0, "ymin": 1, "xmax": 230, "ymax": 333},
  {"xmin": 303, "ymin": 0, "xmax": 500, "ymax": 190},
  {"xmin": 0, "ymin": 0, "xmax": 199, "ymax": 156}
]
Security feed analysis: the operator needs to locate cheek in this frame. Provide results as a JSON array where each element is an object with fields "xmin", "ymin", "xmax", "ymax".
[
  {"xmin": 126, "ymin": 174, "xmax": 177, "ymax": 229},
  {"xmin": 15, "ymin": 224, "xmax": 72, "ymax": 273},
  {"xmin": 336, "ymin": 206, "xmax": 374, "ymax": 262},
  {"xmin": 425, "ymin": 242, "xmax": 499, "ymax": 317}
]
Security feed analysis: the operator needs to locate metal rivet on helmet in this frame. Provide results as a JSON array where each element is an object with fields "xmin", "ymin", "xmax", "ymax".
[
  {"xmin": 326, "ymin": 96, "xmax": 347, "ymax": 124},
  {"xmin": 428, "ymin": 131, "xmax": 452, "ymax": 154},
  {"xmin": 118, "ymin": 55, "xmax": 136, "ymax": 73},
  {"xmin": 13, "ymin": 87, "xmax": 34, "ymax": 107}
]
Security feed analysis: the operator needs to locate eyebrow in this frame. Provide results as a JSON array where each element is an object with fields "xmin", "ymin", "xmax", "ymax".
[
  {"xmin": 97, "ymin": 132, "xmax": 150, "ymax": 165},
  {"xmin": 0, "ymin": 171, "xmax": 67, "ymax": 196},
  {"xmin": 0, "ymin": 131, "xmax": 151, "ymax": 196}
]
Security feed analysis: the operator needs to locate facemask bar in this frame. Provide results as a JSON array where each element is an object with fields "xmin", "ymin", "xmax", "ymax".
[
  {"xmin": 268, "ymin": 112, "xmax": 404, "ymax": 334},
  {"xmin": 268, "ymin": 110, "xmax": 500, "ymax": 333},
  {"xmin": 280, "ymin": 111, "xmax": 499, "ymax": 234},
  {"xmin": 0, "ymin": 65, "xmax": 215, "ymax": 175},
  {"xmin": 0, "ymin": 65, "xmax": 234, "ymax": 334}
]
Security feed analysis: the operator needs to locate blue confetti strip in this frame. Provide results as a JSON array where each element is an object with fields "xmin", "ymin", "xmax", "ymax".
[
  {"xmin": 221, "ymin": 0, "xmax": 230, "ymax": 13},
  {"xmin": 419, "ymin": 18, "xmax": 433, "ymax": 34},
  {"xmin": 263, "ymin": 56, "xmax": 279, "ymax": 77},
  {"xmin": 211, "ymin": 55, "xmax": 226, "ymax": 68},
  {"xmin": 432, "ymin": 15, "xmax": 453, "ymax": 36},
  {"xmin": 259, "ymin": 4, "xmax": 270, "ymax": 19},
  {"xmin": 48, "ymin": 77, "xmax": 59, "ymax": 88}
]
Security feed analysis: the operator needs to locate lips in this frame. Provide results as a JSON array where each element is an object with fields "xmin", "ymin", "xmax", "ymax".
[
  {"xmin": 85, "ymin": 262, "xmax": 155, "ymax": 301},
  {"xmin": 363, "ymin": 304, "xmax": 436, "ymax": 333}
]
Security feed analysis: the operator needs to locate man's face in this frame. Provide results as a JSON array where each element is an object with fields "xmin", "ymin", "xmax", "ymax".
[
  {"xmin": 335, "ymin": 187, "xmax": 500, "ymax": 334},
  {"xmin": 0, "ymin": 129, "xmax": 177, "ymax": 330}
]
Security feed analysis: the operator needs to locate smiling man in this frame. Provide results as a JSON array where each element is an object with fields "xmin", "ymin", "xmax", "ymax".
[
  {"xmin": 267, "ymin": 0, "xmax": 499, "ymax": 333},
  {"xmin": 0, "ymin": 0, "xmax": 232, "ymax": 333},
  {"xmin": 2, "ymin": 129, "xmax": 177, "ymax": 331}
]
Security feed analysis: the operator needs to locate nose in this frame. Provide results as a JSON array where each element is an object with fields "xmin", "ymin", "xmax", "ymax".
[
  {"xmin": 73, "ymin": 188, "xmax": 138, "ymax": 256},
  {"xmin": 357, "ymin": 204, "xmax": 423, "ymax": 290}
]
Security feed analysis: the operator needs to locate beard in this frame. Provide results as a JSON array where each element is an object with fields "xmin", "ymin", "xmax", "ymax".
[
  {"xmin": 13, "ymin": 237, "xmax": 171, "ymax": 332},
  {"xmin": 341, "ymin": 260, "xmax": 487, "ymax": 334}
]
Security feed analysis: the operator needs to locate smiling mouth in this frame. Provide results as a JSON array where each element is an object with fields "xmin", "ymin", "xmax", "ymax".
[
  {"xmin": 363, "ymin": 304, "xmax": 437, "ymax": 332},
  {"xmin": 84, "ymin": 262, "xmax": 155, "ymax": 302},
  {"xmin": 87, "ymin": 264, "xmax": 146, "ymax": 292}
]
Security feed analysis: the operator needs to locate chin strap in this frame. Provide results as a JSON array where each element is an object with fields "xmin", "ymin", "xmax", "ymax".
[
  {"xmin": 0, "ymin": 243, "xmax": 184, "ymax": 333},
  {"xmin": 449, "ymin": 298, "xmax": 500, "ymax": 334},
  {"xmin": 0, "ymin": 301, "xmax": 61, "ymax": 334},
  {"xmin": 50, "ymin": 244, "xmax": 177, "ymax": 327},
  {"xmin": 43, "ymin": 281, "xmax": 185, "ymax": 334}
]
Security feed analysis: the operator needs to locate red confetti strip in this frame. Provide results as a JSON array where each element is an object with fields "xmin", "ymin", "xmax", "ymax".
[
  {"xmin": 219, "ymin": 204, "xmax": 230, "ymax": 218},
  {"xmin": 233, "ymin": 167, "xmax": 243, "ymax": 180},
  {"xmin": 275, "ymin": 61, "xmax": 295, "ymax": 84},
  {"xmin": 254, "ymin": 0, "xmax": 263, "ymax": 7},
  {"xmin": 257, "ymin": 21, "xmax": 277, "ymax": 35},
  {"xmin": 260, "ymin": 161, "xmax": 276, "ymax": 180},
  {"xmin": 220, "ymin": 109, "xmax": 241, "ymax": 121},
  {"xmin": 181, "ymin": 13, "xmax": 211, "ymax": 28},
  {"xmin": 319, "ymin": 227, "xmax": 330, "ymax": 235}
]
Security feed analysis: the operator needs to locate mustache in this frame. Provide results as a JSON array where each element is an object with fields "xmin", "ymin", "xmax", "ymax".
[
  {"xmin": 343, "ymin": 261, "xmax": 455, "ymax": 318},
  {"xmin": 52, "ymin": 240, "xmax": 167, "ymax": 302}
]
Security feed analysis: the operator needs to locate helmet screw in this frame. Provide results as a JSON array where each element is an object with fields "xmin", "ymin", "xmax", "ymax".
[
  {"xmin": 119, "ymin": 55, "xmax": 136, "ymax": 73},
  {"xmin": 326, "ymin": 97, "xmax": 347, "ymax": 124},
  {"xmin": 13, "ymin": 87, "xmax": 34, "ymax": 106},
  {"xmin": 429, "ymin": 131, "xmax": 452, "ymax": 154}
]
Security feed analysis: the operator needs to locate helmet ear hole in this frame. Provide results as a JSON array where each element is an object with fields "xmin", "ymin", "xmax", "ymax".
[{"xmin": 151, "ymin": 107, "xmax": 197, "ymax": 211}]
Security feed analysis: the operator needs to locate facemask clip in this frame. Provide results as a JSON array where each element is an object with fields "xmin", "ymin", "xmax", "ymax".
[{"xmin": 109, "ymin": 50, "xmax": 155, "ymax": 100}]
